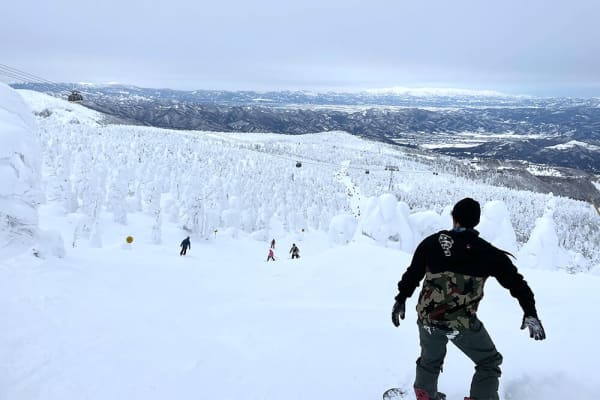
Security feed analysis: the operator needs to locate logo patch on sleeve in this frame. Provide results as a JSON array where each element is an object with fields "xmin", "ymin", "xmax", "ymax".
[{"xmin": 438, "ymin": 234, "xmax": 454, "ymax": 256}]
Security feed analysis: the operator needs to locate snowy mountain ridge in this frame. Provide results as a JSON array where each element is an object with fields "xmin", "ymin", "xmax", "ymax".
[
  {"xmin": 363, "ymin": 86, "xmax": 513, "ymax": 97},
  {"xmin": 12, "ymin": 82, "xmax": 600, "ymax": 175}
]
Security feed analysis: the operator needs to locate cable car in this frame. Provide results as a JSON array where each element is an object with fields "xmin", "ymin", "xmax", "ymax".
[
  {"xmin": 68, "ymin": 90, "xmax": 83, "ymax": 102},
  {"xmin": 296, "ymin": 161, "xmax": 302, "ymax": 168}
]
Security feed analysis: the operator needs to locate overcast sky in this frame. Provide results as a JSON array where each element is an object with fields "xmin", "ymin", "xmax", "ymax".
[{"xmin": 2, "ymin": 0, "xmax": 600, "ymax": 96}]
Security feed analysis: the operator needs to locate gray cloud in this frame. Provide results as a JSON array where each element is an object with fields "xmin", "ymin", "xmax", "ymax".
[{"xmin": 2, "ymin": 0, "xmax": 600, "ymax": 96}]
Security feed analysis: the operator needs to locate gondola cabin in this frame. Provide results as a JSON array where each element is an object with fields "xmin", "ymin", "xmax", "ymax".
[{"xmin": 68, "ymin": 90, "xmax": 84, "ymax": 102}]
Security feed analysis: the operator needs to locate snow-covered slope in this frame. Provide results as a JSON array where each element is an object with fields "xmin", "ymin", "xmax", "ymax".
[
  {"xmin": 18, "ymin": 89, "xmax": 105, "ymax": 125},
  {"xmin": 1, "ymin": 88, "xmax": 600, "ymax": 400},
  {"xmin": 2, "ymin": 227, "xmax": 599, "ymax": 400}
]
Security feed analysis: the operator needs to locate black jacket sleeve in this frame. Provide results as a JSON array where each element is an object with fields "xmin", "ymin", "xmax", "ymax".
[
  {"xmin": 395, "ymin": 239, "xmax": 428, "ymax": 302},
  {"xmin": 491, "ymin": 247, "xmax": 538, "ymax": 318}
]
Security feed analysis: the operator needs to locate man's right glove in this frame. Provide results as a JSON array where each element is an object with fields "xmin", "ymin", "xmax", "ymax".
[
  {"xmin": 520, "ymin": 316, "xmax": 546, "ymax": 340},
  {"xmin": 391, "ymin": 300, "xmax": 406, "ymax": 327}
]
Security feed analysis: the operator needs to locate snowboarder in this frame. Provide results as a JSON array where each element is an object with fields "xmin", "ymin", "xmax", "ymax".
[
  {"xmin": 289, "ymin": 243, "xmax": 300, "ymax": 259},
  {"xmin": 271, "ymin": 238, "xmax": 276, "ymax": 249},
  {"xmin": 180, "ymin": 236, "xmax": 191, "ymax": 256},
  {"xmin": 391, "ymin": 198, "xmax": 545, "ymax": 400},
  {"xmin": 267, "ymin": 248, "xmax": 275, "ymax": 262}
]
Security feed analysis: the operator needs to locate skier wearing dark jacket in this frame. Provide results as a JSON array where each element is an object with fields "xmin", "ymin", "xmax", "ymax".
[
  {"xmin": 180, "ymin": 236, "xmax": 191, "ymax": 256},
  {"xmin": 289, "ymin": 243, "xmax": 300, "ymax": 259},
  {"xmin": 391, "ymin": 198, "xmax": 545, "ymax": 400}
]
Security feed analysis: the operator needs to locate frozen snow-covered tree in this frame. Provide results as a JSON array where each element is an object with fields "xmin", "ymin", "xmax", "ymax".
[
  {"xmin": 478, "ymin": 200, "xmax": 518, "ymax": 255},
  {"xmin": 89, "ymin": 218, "xmax": 103, "ymax": 248},
  {"xmin": 0, "ymin": 83, "xmax": 42, "ymax": 259},
  {"xmin": 107, "ymin": 155, "xmax": 129, "ymax": 224},
  {"xmin": 518, "ymin": 197, "xmax": 570, "ymax": 270},
  {"xmin": 146, "ymin": 184, "xmax": 162, "ymax": 244}
]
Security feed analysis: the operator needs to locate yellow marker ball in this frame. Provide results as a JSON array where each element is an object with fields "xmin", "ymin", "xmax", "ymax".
[{"xmin": 126, "ymin": 236, "xmax": 134, "ymax": 244}]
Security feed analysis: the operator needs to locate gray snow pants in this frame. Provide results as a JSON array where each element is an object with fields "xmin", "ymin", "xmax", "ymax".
[{"xmin": 414, "ymin": 318, "xmax": 503, "ymax": 400}]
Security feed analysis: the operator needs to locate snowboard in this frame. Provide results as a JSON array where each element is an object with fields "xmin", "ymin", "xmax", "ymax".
[
  {"xmin": 382, "ymin": 388, "xmax": 408, "ymax": 400},
  {"xmin": 382, "ymin": 388, "xmax": 447, "ymax": 400}
]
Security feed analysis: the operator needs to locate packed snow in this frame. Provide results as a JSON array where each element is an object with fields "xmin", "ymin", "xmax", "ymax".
[{"xmin": 1, "ymin": 87, "xmax": 600, "ymax": 400}]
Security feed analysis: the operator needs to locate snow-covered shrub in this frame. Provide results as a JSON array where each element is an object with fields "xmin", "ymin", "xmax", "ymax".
[
  {"xmin": 359, "ymin": 194, "xmax": 414, "ymax": 251},
  {"xmin": 328, "ymin": 214, "xmax": 357, "ymax": 244}
]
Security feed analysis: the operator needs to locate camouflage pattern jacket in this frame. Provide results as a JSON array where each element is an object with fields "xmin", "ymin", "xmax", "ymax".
[{"xmin": 396, "ymin": 229, "xmax": 538, "ymax": 330}]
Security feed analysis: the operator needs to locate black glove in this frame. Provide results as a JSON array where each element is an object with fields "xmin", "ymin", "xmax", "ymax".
[
  {"xmin": 520, "ymin": 316, "xmax": 546, "ymax": 340},
  {"xmin": 391, "ymin": 300, "xmax": 406, "ymax": 327}
]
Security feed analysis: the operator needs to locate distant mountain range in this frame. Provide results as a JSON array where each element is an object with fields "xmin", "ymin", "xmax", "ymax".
[{"xmin": 13, "ymin": 83, "xmax": 600, "ymax": 178}]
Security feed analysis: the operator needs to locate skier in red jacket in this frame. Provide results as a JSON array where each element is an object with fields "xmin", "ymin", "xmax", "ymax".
[{"xmin": 267, "ymin": 248, "xmax": 275, "ymax": 262}]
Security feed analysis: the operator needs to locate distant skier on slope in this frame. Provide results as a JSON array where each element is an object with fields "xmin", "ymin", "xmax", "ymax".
[
  {"xmin": 289, "ymin": 243, "xmax": 300, "ymax": 259},
  {"xmin": 267, "ymin": 248, "xmax": 276, "ymax": 262},
  {"xmin": 391, "ymin": 198, "xmax": 545, "ymax": 400},
  {"xmin": 271, "ymin": 238, "xmax": 276, "ymax": 249},
  {"xmin": 180, "ymin": 236, "xmax": 191, "ymax": 256}
]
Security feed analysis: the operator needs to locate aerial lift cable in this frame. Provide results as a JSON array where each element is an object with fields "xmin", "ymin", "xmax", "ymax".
[{"xmin": 0, "ymin": 63, "xmax": 90, "ymax": 98}]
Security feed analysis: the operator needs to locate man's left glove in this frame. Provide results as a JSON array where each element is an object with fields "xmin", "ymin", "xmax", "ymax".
[
  {"xmin": 391, "ymin": 300, "xmax": 406, "ymax": 327},
  {"xmin": 520, "ymin": 316, "xmax": 546, "ymax": 341}
]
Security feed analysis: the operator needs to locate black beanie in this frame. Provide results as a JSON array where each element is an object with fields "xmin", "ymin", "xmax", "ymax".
[{"xmin": 451, "ymin": 198, "xmax": 481, "ymax": 228}]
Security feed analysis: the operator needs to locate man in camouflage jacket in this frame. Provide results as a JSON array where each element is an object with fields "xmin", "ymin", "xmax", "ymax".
[{"xmin": 391, "ymin": 198, "xmax": 546, "ymax": 400}]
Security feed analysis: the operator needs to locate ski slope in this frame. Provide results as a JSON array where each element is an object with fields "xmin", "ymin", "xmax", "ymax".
[
  {"xmin": 1, "ymin": 210, "xmax": 599, "ymax": 400},
  {"xmin": 1, "ymin": 86, "xmax": 600, "ymax": 399}
]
